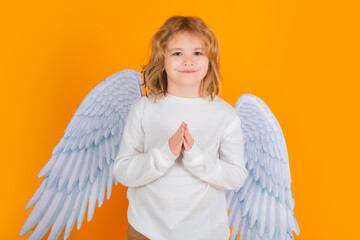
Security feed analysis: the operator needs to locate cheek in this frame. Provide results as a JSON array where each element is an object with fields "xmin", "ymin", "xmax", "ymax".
[
  {"xmin": 166, "ymin": 59, "xmax": 179, "ymax": 69},
  {"xmin": 201, "ymin": 59, "xmax": 209, "ymax": 70},
  {"xmin": 165, "ymin": 57, "xmax": 173, "ymax": 66}
]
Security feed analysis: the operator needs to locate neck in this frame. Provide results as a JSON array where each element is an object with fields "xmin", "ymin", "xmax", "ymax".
[{"xmin": 167, "ymin": 84, "xmax": 203, "ymax": 98}]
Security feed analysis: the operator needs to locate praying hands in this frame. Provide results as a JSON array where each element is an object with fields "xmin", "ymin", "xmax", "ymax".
[{"xmin": 168, "ymin": 121, "xmax": 194, "ymax": 156}]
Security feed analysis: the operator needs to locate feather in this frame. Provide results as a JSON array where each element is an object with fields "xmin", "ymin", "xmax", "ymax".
[
  {"xmin": 98, "ymin": 165, "xmax": 107, "ymax": 207},
  {"xmin": 38, "ymin": 155, "xmax": 56, "ymax": 178},
  {"xmin": 87, "ymin": 163, "xmax": 101, "ymax": 222},
  {"xmin": 258, "ymin": 188, "xmax": 268, "ymax": 237},
  {"xmin": 27, "ymin": 190, "xmax": 67, "ymax": 240},
  {"xmin": 106, "ymin": 163, "xmax": 113, "ymax": 199},
  {"xmin": 77, "ymin": 178, "xmax": 91, "ymax": 230},
  {"xmin": 79, "ymin": 146, "xmax": 93, "ymax": 191},
  {"xmin": 268, "ymin": 195, "xmax": 276, "ymax": 239},
  {"xmin": 57, "ymin": 150, "xmax": 79, "ymax": 192},
  {"xmin": 279, "ymin": 201, "xmax": 287, "ymax": 239},
  {"xmin": 67, "ymin": 148, "xmax": 86, "ymax": 193},
  {"xmin": 47, "ymin": 190, "xmax": 77, "ymax": 240},
  {"xmin": 64, "ymin": 187, "xmax": 84, "ymax": 239},
  {"xmin": 20, "ymin": 186, "xmax": 56, "ymax": 235},
  {"xmin": 98, "ymin": 140, "xmax": 105, "ymax": 171},
  {"xmin": 90, "ymin": 145, "xmax": 98, "ymax": 183},
  {"xmin": 105, "ymin": 138, "xmax": 111, "ymax": 165},
  {"xmin": 241, "ymin": 180, "xmax": 256, "ymax": 217},
  {"xmin": 47, "ymin": 153, "xmax": 67, "ymax": 188},
  {"xmin": 24, "ymin": 178, "xmax": 47, "ymax": 210},
  {"xmin": 249, "ymin": 185, "xmax": 261, "ymax": 228}
]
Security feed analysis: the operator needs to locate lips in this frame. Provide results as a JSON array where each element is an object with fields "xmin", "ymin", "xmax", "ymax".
[{"xmin": 181, "ymin": 70, "xmax": 197, "ymax": 73}]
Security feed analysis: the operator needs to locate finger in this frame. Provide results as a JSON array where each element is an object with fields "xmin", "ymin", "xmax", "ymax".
[
  {"xmin": 185, "ymin": 132, "xmax": 194, "ymax": 146},
  {"xmin": 179, "ymin": 132, "xmax": 184, "ymax": 143},
  {"xmin": 184, "ymin": 135, "xmax": 191, "ymax": 146},
  {"xmin": 180, "ymin": 128, "xmax": 185, "ymax": 136},
  {"xmin": 185, "ymin": 129, "xmax": 191, "ymax": 138},
  {"xmin": 177, "ymin": 126, "xmax": 182, "ymax": 135},
  {"xmin": 175, "ymin": 129, "xmax": 182, "ymax": 139},
  {"xmin": 182, "ymin": 137, "xmax": 186, "ymax": 150},
  {"xmin": 179, "ymin": 126, "xmax": 185, "ymax": 135},
  {"xmin": 183, "ymin": 138, "xmax": 189, "ymax": 150},
  {"xmin": 177, "ymin": 127, "xmax": 182, "ymax": 135}
]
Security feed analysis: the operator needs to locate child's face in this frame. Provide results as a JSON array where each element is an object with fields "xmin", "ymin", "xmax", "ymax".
[{"xmin": 164, "ymin": 31, "xmax": 209, "ymax": 94}]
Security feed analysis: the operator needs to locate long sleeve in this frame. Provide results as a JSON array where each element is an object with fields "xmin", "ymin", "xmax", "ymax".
[
  {"xmin": 182, "ymin": 115, "xmax": 248, "ymax": 191},
  {"xmin": 113, "ymin": 101, "xmax": 179, "ymax": 188}
]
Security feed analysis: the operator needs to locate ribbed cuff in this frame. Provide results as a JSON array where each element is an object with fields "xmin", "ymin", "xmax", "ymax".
[{"xmin": 182, "ymin": 141, "xmax": 205, "ymax": 168}]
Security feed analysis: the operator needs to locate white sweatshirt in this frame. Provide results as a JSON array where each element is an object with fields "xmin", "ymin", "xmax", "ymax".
[{"xmin": 113, "ymin": 93, "xmax": 248, "ymax": 240}]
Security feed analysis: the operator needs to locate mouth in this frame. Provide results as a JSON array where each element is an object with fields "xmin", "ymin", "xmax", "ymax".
[{"xmin": 180, "ymin": 70, "xmax": 197, "ymax": 73}]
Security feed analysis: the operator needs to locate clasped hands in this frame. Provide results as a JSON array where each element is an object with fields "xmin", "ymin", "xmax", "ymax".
[{"xmin": 168, "ymin": 121, "xmax": 194, "ymax": 156}]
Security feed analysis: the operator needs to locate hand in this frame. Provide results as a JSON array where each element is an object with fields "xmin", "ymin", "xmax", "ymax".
[
  {"xmin": 183, "ymin": 123, "xmax": 194, "ymax": 152},
  {"xmin": 168, "ymin": 122, "xmax": 186, "ymax": 156}
]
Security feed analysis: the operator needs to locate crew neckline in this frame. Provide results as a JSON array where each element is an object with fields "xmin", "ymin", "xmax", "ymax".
[{"xmin": 165, "ymin": 93, "xmax": 215, "ymax": 103}]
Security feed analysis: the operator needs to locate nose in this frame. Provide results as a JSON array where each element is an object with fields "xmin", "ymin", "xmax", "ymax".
[{"xmin": 183, "ymin": 55, "xmax": 194, "ymax": 66}]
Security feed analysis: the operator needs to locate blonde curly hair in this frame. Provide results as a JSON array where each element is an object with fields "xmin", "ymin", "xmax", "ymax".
[{"xmin": 140, "ymin": 15, "xmax": 222, "ymax": 103}]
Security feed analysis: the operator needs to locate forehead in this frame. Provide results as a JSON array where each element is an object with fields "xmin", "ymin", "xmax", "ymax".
[{"xmin": 166, "ymin": 31, "xmax": 205, "ymax": 50}]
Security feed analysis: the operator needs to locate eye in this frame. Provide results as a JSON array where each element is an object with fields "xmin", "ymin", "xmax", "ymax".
[{"xmin": 171, "ymin": 51, "xmax": 203, "ymax": 56}]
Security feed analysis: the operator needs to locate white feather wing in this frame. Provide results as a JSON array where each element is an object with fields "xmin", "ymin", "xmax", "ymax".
[
  {"xmin": 20, "ymin": 69, "xmax": 143, "ymax": 240},
  {"xmin": 226, "ymin": 94, "xmax": 300, "ymax": 240}
]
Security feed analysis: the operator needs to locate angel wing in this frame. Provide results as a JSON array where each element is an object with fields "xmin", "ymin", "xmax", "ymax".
[
  {"xmin": 226, "ymin": 94, "xmax": 300, "ymax": 240},
  {"xmin": 20, "ymin": 69, "xmax": 143, "ymax": 240}
]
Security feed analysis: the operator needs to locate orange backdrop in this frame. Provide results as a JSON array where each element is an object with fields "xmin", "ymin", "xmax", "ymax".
[{"xmin": 1, "ymin": 0, "xmax": 359, "ymax": 239}]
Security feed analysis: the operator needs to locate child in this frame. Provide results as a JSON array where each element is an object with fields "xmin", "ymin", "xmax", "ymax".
[{"xmin": 113, "ymin": 15, "xmax": 248, "ymax": 240}]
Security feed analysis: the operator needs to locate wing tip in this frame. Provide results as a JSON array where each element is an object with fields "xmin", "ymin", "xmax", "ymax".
[{"xmin": 19, "ymin": 225, "xmax": 28, "ymax": 236}]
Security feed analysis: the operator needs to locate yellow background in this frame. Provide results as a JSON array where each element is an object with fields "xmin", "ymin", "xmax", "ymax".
[{"xmin": 1, "ymin": 0, "xmax": 359, "ymax": 239}]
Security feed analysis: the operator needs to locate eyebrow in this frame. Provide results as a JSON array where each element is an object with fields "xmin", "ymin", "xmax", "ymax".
[{"xmin": 168, "ymin": 48, "xmax": 204, "ymax": 52}]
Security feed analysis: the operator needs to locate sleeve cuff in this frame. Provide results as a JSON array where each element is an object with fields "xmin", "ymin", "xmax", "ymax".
[
  {"xmin": 158, "ymin": 139, "xmax": 179, "ymax": 164},
  {"xmin": 182, "ymin": 141, "xmax": 205, "ymax": 168}
]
